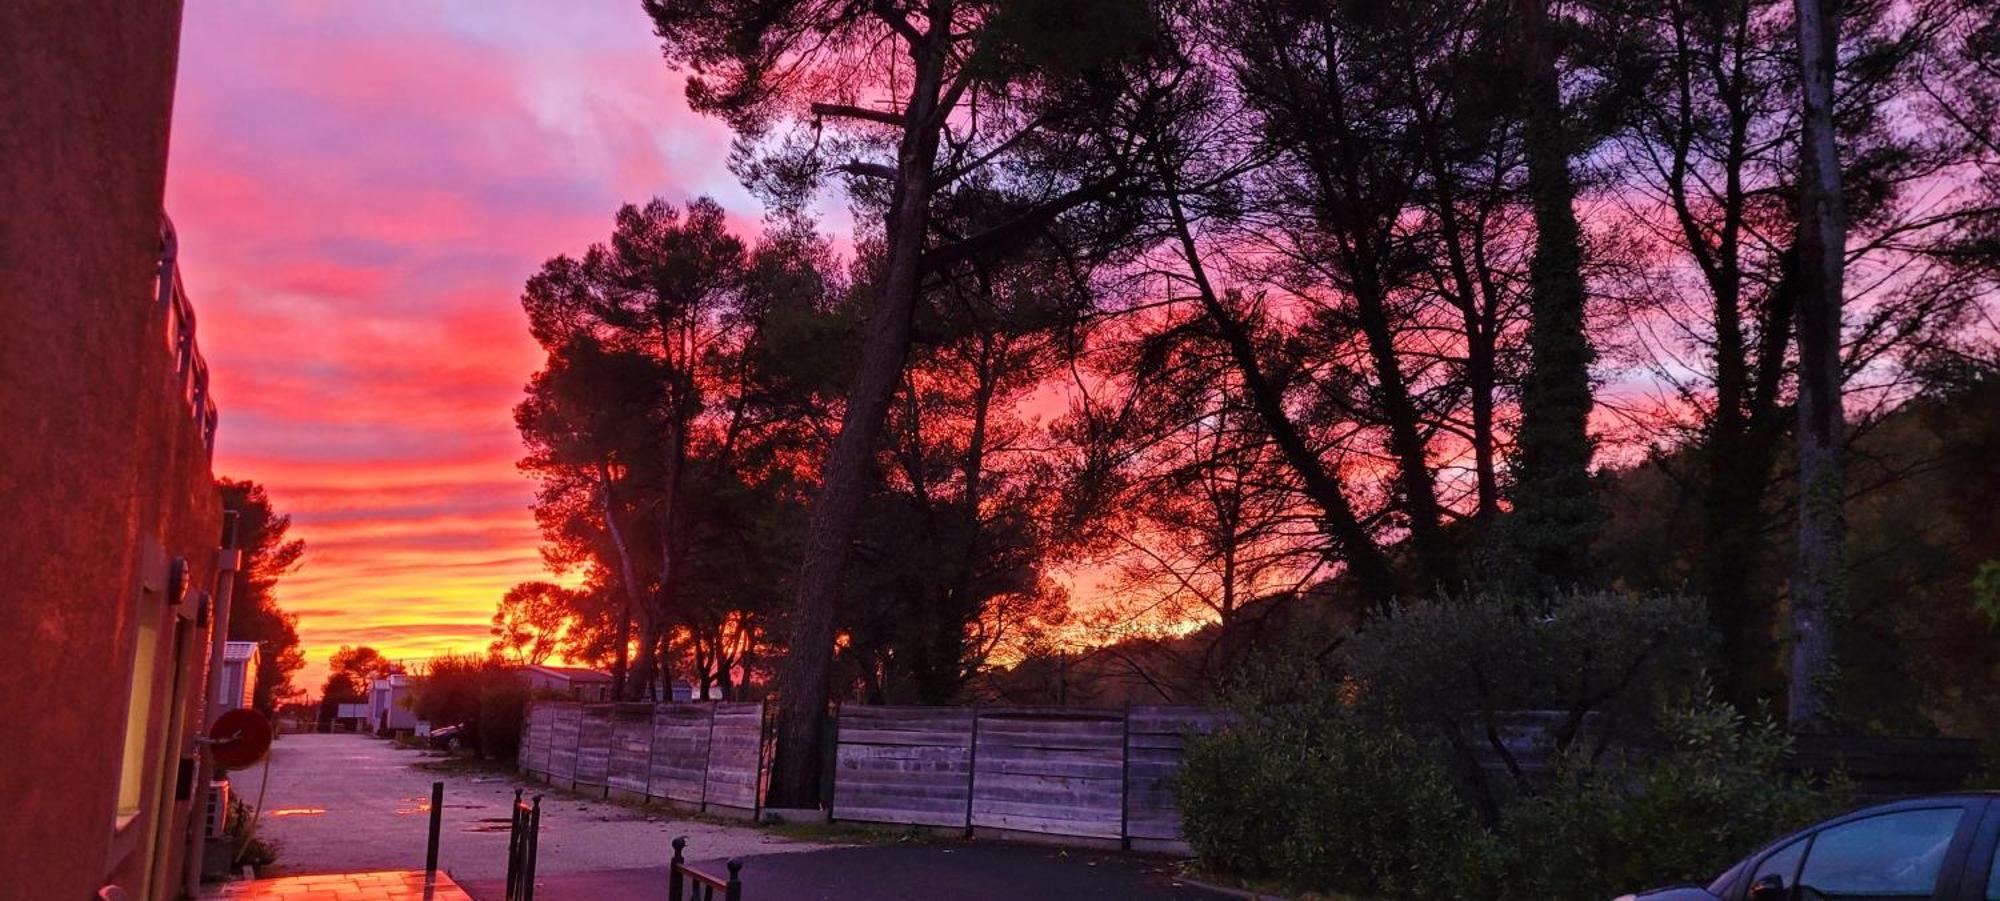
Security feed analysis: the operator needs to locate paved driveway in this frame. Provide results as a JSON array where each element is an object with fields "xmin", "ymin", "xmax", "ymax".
[
  {"xmin": 233, "ymin": 733, "xmax": 831, "ymax": 882},
  {"xmin": 457, "ymin": 843, "xmax": 1234, "ymax": 900},
  {"xmin": 237, "ymin": 733, "xmax": 1232, "ymax": 900}
]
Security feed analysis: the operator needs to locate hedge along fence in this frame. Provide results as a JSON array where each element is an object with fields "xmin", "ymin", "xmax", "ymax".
[
  {"xmin": 831, "ymin": 705, "xmax": 1233, "ymax": 853},
  {"xmin": 520, "ymin": 700, "xmax": 767, "ymax": 817}
]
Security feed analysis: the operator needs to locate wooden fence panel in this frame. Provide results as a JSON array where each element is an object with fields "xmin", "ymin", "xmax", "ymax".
[
  {"xmin": 702, "ymin": 702, "xmax": 764, "ymax": 811},
  {"xmin": 519, "ymin": 703, "xmax": 552, "ymax": 774},
  {"xmin": 831, "ymin": 706, "xmax": 975, "ymax": 828},
  {"xmin": 971, "ymin": 709, "xmax": 1125, "ymax": 840},
  {"xmin": 522, "ymin": 700, "xmax": 1246, "ymax": 849},
  {"xmin": 532, "ymin": 703, "xmax": 556, "ymax": 774},
  {"xmin": 609, "ymin": 704, "xmax": 654, "ymax": 794},
  {"xmin": 547, "ymin": 704, "xmax": 582, "ymax": 782},
  {"xmin": 647, "ymin": 704, "xmax": 713, "ymax": 804},
  {"xmin": 1124, "ymin": 706, "xmax": 1234, "ymax": 846},
  {"xmin": 1788, "ymin": 734, "xmax": 1982, "ymax": 796},
  {"xmin": 574, "ymin": 704, "xmax": 613, "ymax": 788}
]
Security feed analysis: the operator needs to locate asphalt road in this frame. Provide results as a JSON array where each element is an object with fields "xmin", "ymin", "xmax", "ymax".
[
  {"xmin": 457, "ymin": 843, "xmax": 1235, "ymax": 900},
  {"xmin": 238, "ymin": 733, "xmax": 1231, "ymax": 899},
  {"xmin": 233, "ymin": 733, "xmax": 831, "ymax": 882}
]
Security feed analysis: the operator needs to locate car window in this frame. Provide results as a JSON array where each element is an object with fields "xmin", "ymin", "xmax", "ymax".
[
  {"xmin": 1748, "ymin": 837, "xmax": 1807, "ymax": 894},
  {"xmin": 1796, "ymin": 807, "xmax": 1964, "ymax": 898}
]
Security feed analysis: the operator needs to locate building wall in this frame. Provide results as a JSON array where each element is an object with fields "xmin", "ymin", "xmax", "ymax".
[{"xmin": 0, "ymin": 2, "xmax": 220, "ymax": 898}]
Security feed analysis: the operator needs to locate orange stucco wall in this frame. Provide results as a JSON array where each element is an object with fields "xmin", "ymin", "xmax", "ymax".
[{"xmin": 0, "ymin": 2, "xmax": 226, "ymax": 898}]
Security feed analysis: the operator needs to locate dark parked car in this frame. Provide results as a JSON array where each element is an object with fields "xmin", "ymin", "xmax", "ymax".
[
  {"xmin": 426, "ymin": 723, "xmax": 465, "ymax": 751},
  {"xmin": 1621, "ymin": 793, "xmax": 2000, "ymax": 900}
]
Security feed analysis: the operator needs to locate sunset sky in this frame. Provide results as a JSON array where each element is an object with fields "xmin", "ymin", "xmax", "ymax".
[
  {"xmin": 158, "ymin": 3, "xmax": 1671, "ymax": 700},
  {"xmin": 167, "ymin": 2, "xmax": 762, "ymax": 693}
]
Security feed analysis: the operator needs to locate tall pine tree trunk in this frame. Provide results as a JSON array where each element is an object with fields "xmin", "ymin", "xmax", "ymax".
[
  {"xmin": 597, "ymin": 467, "xmax": 646, "ymax": 700},
  {"xmin": 1788, "ymin": 0, "xmax": 1845, "ymax": 730},
  {"xmin": 1508, "ymin": 0, "xmax": 1602, "ymax": 591},
  {"xmin": 766, "ymin": 8, "xmax": 952, "ymax": 809}
]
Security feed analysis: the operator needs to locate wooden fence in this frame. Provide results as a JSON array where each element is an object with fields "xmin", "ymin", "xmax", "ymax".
[
  {"xmin": 519, "ymin": 700, "xmax": 767, "ymax": 816},
  {"xmin": 520, "ymin": 701, "xmax": 1233, "ymax": 850},
  {"xmin": 830, "ymin": 705, "xmax": 1232, "ymax": 852}
]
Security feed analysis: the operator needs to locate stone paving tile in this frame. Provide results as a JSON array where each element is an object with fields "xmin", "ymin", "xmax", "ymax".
[{"xmin": 204, "ymin": 869, "xmax": 472, "ymax": 900}]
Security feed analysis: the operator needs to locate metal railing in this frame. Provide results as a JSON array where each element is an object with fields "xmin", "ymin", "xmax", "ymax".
[
  {"xmin": 157, "ymin": 214, "xmax": 218, "ymax": 458},
  {"xmin": 668, "ymin": 837, "xmax": 742, "ymax": 901},
  {"xmin": 505, "ymin": 789, "xmax": 543, "ymax": 901}
]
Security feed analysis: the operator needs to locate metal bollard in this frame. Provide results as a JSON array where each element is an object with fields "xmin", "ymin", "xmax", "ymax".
[
  {"xmin": 424, "ymin": 780, "xmax": 443, "ymax": 877},
  {"xmin": 504, "ymin": 789, "xmax": 524, "ymax": 894},
  {"xmin": 524, "ymin": 796, "xmax": 542, "ymax": 901},
  {"xmin": 668, "ymin": 837, "xmax": 686, "ymax": 901}
]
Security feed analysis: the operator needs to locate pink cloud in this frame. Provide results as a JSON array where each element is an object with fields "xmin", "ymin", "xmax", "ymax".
[{"xmin": 165, "ymin": 1, "xmax": 762, "ymax": 695}]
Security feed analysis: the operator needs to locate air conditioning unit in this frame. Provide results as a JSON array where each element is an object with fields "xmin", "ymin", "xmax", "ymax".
[{"xmin": 204, "ymin": 779, "xmax": 231, "ymax": 838}]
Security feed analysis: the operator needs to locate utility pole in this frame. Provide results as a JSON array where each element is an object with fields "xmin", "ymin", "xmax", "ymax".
[{"xmin": 183, "ymin": 511, "xmax": 241, "ymax": 897}]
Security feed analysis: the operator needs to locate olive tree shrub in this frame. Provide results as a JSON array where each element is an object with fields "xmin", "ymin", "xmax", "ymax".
[
  {"xmin": 1176, "ymin": 668, "xmax": 1503, "ymax": 898},
  {"xmin": 1174, "ymin": 592, "xmax": 1839, "ymax": 898},
  {"xmin": 1502, "ymin": 691, "xmax": 1846, "ymax": 900},
  {"xmin": 1344, "ymin": 592, "xmax": 1712, "ymax": 818}
]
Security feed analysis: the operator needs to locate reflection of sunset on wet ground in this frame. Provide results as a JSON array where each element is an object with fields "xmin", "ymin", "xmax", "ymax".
[
  {"xmin": 236, "ymin": 735, "xmax": 832, "ymax": 880},
  {"xmin": 166, "ymin": 2, "xmax": 759, "ymax": 688}
]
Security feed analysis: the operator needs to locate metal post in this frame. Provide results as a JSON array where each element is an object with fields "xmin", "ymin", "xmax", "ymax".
[
  {"xmin": 522, "ymin": 796, "xmax": 541, "ymax": 901},
  {"xmin": 1118, "ymin": 705, "xmax": 1132, "ymax": 851},
  {"xmin": 668, "ymin": 837, "xmax": 686, "ymax": 901},
  {"xmin": 724, "ymin": 859, "xmax": 743, "ymax": 901},
  {"xmin": 183, "ymin": 511, "xmax": 241, "ymax": 899},
  {"xmin": 963, "ymin": 707, "xmax": 980, "ymax": 837},
  {"xmin": 424, "ymin": 780, "xmax": 443, "ymax": 877},
  {"xmin": 699, "ymin": 704, "xmax": 716, "ymax": 812},
  {"xmin": 504, "ymin": 788, "xmax": 523, "ymax": 897}
]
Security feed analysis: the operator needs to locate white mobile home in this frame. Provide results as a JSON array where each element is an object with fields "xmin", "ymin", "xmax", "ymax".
[
  {"xmin": 219, "ymin": 641, "xmax": 260, "ymax": 712},
  {"xmin": 367, "ymin": 674, "xmax": 420, "ymax": 734}
]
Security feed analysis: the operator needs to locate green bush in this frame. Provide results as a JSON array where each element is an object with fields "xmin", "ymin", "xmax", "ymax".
[
  {"xmin": 1345, "ymin": 592, "xmax": 1710, "ymax": 741},
  {"xmin": 1344, "ymin": 592, "xmax": 1711, "ymax": 814},
  {"xmin": 1502, "ymin": 691, "xmax": 1844, "ymax": 901},
  {"xmin": 410, "ymin": 654, "xmax": 529, "ymax": 762},
  {"xmin": 478, "ymin": 675, "xmax": 530, "ymax": 762},
  {"xmin": 1175, "ymin": 596, "xmax": 1847, "ymax": 900},
  {"xmin": 1177, "ymin": 697, "xmax": 1501, "ymax": 899}
]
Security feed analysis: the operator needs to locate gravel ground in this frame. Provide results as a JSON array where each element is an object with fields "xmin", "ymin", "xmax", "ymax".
[{"xmin": 232, "ymin": 733, "xmax": 836, "ymax": 882}]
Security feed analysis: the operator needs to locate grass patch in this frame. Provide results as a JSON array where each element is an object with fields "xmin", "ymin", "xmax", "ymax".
[
  {"xmin": 758, "ymin": 819, "xmax": 938, "ymax": 845},
  {"xmin": 1168, "ymin": 861, "xmax": 1340, "ymax": 899}
]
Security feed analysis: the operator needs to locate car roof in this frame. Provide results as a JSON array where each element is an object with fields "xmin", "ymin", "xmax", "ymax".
[{"xmin": 1717, "ymin": 793, "xmax": 1995, "ymax": 897}]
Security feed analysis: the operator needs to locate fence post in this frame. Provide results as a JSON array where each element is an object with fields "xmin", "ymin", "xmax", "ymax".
[
  {"xmin": 725, "ymin": 858, "xmax": 743, "ymax": 901},
  {"xmin": 424, "ymin": 780, "xmax": 443, "ymax": 878},
  {"xmin": 643, "ymin": 702, "xmax": 661, "ymax": 802},
  {"xmin": 699, "ymin": 703, "xmax": 717, "ymax": 812},
  {"xmin": 963, "ymin": 706, "xmax": 980, "ymax": 837},
  {"xmin": 1119, "ymin": 705, "xmax": 1132, "ymax": 850},
  {"xmin": 572, "ymin": 703, "xmax": 584, "ymax": 790}
]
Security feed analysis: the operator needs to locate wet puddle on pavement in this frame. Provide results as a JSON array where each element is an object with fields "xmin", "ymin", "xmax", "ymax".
[
  {"xmin": 396, "ymin": 797, "xmax": 489, "ymax": 815},
  {"xmin": 268, "ymin": 807, "xmax": 326, "ymax": 817}
]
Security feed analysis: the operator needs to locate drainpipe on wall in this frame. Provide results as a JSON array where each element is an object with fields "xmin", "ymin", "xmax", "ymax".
[{"xmin": 183, "ymin": 511, "xmax": 240, "ymax": 898}]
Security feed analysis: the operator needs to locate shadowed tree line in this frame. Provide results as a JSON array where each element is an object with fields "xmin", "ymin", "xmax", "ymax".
[
  {"xmin": 218, "ymin": 478, "xmax": 308, "ymax": 715},
  {"xmin": 495, "ymin": 0, "xmax": 1999, "ymax": 807}
]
